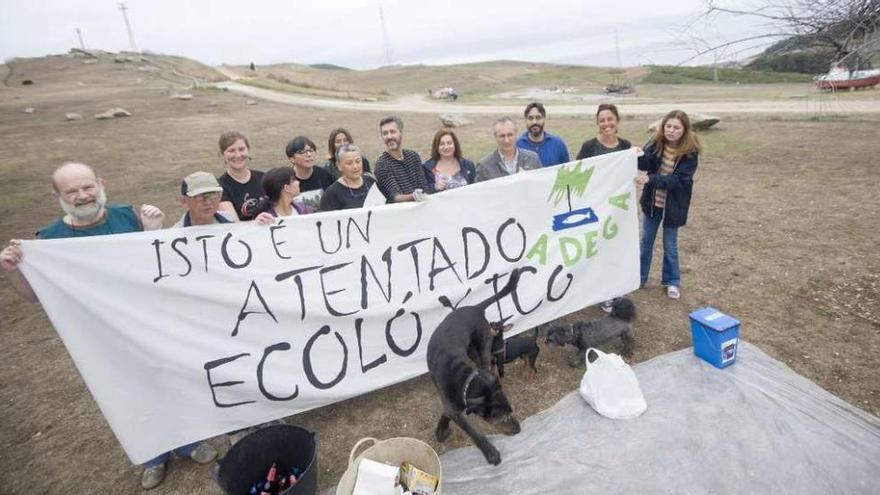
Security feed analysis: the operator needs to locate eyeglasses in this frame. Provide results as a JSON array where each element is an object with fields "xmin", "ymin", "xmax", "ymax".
[
  {"xmin": 192, "ymin": 192, "xmax": 221, "ymax": 203},
  {"xmin": 294, "ymin": 148, "xmax": 316, "ymax": 156}
]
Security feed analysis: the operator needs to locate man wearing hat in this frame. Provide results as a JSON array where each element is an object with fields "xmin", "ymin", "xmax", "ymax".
[
  {"xmin": 173, "ymin": 171, "xmax": 237, "ymax": 227},
  {"xmin": 139, "ymin": 170, "xmax": 236, "ymax": 489}
]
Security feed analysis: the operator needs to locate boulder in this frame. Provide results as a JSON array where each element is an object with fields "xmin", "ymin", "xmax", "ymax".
[
  {"xmin": 66, "ymin": 113, "xmax": 83, "ymax": 121},
  {"xmin": 648, "ymin": 113, "xmax": 721, "ymax": 133},
  {"xmin": 23, "ymin": 107, "xmax": 35, "ymax": 114},
  {"xmin": 95, "ymin": 107, "xmax": 132, "ymax": 120},
  {"xmin": 170, "ymin": 93, "xmax": 193, "ymax": 101},
  {"xmin": 440, "ymin": 114, "xmax": 471, "ymax": 128},
  {"xmin": 691, "ymin": 113, "xmax": 721, "ymax": 131},
  {"xmin": 245, "ymin": 100, "xmax": 257, "ymax": 106}
]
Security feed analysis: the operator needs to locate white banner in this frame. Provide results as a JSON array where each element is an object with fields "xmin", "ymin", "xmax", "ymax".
[{"xmin": 20, "ymin": 150, "xmax": 639, "ymax": 463}]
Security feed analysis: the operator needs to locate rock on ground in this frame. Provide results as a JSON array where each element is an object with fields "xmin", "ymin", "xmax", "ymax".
[
  {"xmin": 95, "ymin": 108, "xmax": 132, "ymax": 120},
  {"xmin": 440, "ymin": 114, "xmax": 471, "ymax": 127},
  {"xmin": 648, "ymin": 113, "xmax": 721, "ymax": 132},
  {"xmin": 66, "ymin": 113, "xmax": 83, "ymax": 121}
]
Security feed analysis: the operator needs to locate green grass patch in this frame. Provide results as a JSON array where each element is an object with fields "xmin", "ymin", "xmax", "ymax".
[{"xmin": 643, "ymin": 66, "xmax": 814, "ymax": 85}]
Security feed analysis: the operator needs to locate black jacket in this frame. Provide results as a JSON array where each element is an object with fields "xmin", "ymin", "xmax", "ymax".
[{"xmin": 638, "ymin": 142, "xmax": 699, "ymax": 228}]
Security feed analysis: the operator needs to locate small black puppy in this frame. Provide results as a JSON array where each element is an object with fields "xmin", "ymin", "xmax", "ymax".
[
  {"xmin": 427, "ymin": 269, "xmax": 523, "ymax": 466},
  {"xmin": 545, "ymin": 298, "xmax": 636, "ymax": 367},
  {"xmin": 491, "ymin": 325, "xmax": 540, "ymax": 379}
]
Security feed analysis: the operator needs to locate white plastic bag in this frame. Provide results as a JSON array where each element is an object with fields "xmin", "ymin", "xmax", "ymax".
[{"xmin": 579, "ymin": 348, "xmax": 647, "ymax": 419}]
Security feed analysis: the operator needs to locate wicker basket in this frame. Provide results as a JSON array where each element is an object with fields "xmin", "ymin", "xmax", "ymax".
[{"xmin": 335, "ymin": 437, "xmax": 442, "ymax": 495}]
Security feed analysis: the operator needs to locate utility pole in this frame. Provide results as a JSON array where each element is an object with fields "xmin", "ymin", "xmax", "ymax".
[
  {"xmin": 75, "ymin": 28, "xmax": 85, "ymax": 50},
  {"xmin": 378, "ymin": 3, "xmax": 394, "ymax": 66},
  {"xmin": 117, "ymin": 1, "xmax": 138, "ymax": 53}
]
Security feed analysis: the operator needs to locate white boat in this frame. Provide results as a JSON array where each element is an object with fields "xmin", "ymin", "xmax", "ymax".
[{"xmin": 815, "ymin": 65, "xmax": 880, "ymax": 90}]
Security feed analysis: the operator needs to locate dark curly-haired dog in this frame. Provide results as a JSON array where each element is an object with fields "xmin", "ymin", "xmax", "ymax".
[
  {"xmin": 545, "ymin": 298, "xmax": 635, "ymax": 367},
  {"xmin": 490, "ymin": 325, "xmax": 540, "ymax": 380}
]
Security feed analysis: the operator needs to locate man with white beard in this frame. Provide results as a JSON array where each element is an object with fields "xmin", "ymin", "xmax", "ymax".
[
  {"xmin": 1, "ymin": 162, "xmax": 166, "ymax": 301},
  {"xmin": 0, "ymin": 163, "xmax": 217, "ymax": 490}
]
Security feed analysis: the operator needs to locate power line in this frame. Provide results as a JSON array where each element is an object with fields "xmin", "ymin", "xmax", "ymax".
[
  {"xmin": 378, "ymin": 3, "xmax": 394, "ymax": 66},
  {"xmin": 75, "ymin": 28, "xmax": 85, "ymax": 50},
  {"xmin": 117, "ymin": 1, "xmax": 138, "ymax": 53}
]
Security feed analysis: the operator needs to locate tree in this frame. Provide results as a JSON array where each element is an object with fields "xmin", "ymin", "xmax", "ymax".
[{"xmin": 687, "ymin": 0, "xmax": 880, "ymax": 70}]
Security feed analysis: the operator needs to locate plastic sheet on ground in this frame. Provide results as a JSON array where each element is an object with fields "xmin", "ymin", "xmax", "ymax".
[{"xmin": 437, "ymin": 341, "xmax": 880, "ymax": 494}]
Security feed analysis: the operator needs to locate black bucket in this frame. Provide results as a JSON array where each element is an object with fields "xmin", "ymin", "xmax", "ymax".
[{"xmin": 216, "ymin": 424, "xmax": 317, "ymax": 495}]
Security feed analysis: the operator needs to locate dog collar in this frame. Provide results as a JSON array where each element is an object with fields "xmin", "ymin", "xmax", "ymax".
[{"xmin": 462, "ymin": 369, "xmax": 479, "ymax": 406}]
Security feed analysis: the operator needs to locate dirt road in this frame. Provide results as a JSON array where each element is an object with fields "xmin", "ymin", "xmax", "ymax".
[{"xmin": 215, "ymin": 80, "xmax": 880, "ymax": 115}]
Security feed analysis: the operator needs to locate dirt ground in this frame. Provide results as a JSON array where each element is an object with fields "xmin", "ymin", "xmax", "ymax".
[{"xmin": 0, "ymin": 55, "xmax": 878, "ymax": 494}]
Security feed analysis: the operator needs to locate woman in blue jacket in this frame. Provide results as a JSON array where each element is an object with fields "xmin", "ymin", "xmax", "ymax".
[
  {"xmin": 637, "ymin": 110, "xmax": 702, "ymax": 299},
  {"xmin": 422, "ymin": 129, "xmax": 476, "ymax": 192}
]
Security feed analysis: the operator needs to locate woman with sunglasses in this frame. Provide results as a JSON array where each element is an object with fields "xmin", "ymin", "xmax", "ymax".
[{"xmin": 286, "ymin": 136, "xmax": 334, "ymax": 211}]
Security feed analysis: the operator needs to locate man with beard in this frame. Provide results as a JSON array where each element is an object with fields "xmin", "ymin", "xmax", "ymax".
[
  {"xmin": 475, "ymin": 117, "xmax": 542, "ymax": 182},
  {"xmin": 374, "ymin": 116, "xmax": 429, "ymax": 203},
  {"xmin": 1, "ymin": 162, "xmax": 166, "ymax": 301},
  {"xmin": 516, "ymin": 102, "xmax": 570, "ymax": 167},
  {"xmin": 0, "ymin": 162, "xmax": 218, "ymax": 490}
]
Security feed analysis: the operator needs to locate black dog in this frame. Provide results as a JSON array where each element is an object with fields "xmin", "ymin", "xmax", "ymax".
[
  {"xmin": 491, "ymin": 326, "xmax": 540, "ymax": 379},
  {"xmin": 426, "ymin": 269, "xmax": 523, "ymax": 466},
  {"xmin": 545, "ymin": 298, "xmax": 636, "ymax": 367}
]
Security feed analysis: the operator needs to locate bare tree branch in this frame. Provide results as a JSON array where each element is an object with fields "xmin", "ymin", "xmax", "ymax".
[{"xmin": 688, "ymin": 0, "xmax": 880, "ymax": 70}]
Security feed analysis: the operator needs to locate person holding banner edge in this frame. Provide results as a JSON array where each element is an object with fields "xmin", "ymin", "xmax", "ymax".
[
  {"xmin": 374, "ymin": 115, "xmax": 430, "ymax": 202},
  {"xmin": 576, "ymin": 103, "xmax": 644, "ymax": 312},
  {"xmin": 422, "ymin": 129, "xmax": 476, "ymax": 191},
  {"xmin": 1, "ymin": 162, "xmax": 165, "ymax": 302},
  {"xmin": 0, "ymin": 163, "xmax": 219, "ymax": 490},
  {"xmin": 637, "ymin": 110, "xmax": 701, "ymax": 300}
]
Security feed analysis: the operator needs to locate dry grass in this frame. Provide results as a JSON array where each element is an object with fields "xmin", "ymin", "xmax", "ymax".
[{"xmin": 0, "ymin": 54, "xmax": 878, "ymax": 494}]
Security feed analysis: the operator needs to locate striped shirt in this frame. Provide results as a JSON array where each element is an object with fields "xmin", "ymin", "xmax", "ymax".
[
  {"xmin": 653, "ymin": 146, "xmax": 678, "ymax": 209},
  {"xmin": 375, "ymin": 149, "xmax": 427, "ymax": 201}
]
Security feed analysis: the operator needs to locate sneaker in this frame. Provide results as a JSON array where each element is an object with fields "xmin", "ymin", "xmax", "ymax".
[
  {"xmin": 189, "ymin": 443, "xmax": 218, "ymax": 464},
  {"xmin": 666, "ymin": 286, "xmax": 681, "ymax": 299},
  {"xmin": 599, "ymin": 300, "xmax": 614, "ymax": 313},
  {"xmin": 141, "ymin": 463, "xmax": 166, "ymax": 490}
]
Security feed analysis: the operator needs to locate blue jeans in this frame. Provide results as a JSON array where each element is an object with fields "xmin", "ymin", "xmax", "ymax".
[
  {"xmin": 142, "ymin": 441, "xmax": 204, "ymax": 468},
  {"xmin": 640, "ymin": 212, "xmax": 680, "ymax": 287}
]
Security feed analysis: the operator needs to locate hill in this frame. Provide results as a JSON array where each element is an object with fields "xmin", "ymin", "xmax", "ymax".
[{"xmin": 3, "ymin": 49, "xmax": 227, "ymax": 91}]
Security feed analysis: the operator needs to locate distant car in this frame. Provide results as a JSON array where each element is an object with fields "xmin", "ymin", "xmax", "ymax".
[
  {"xmin": 604, "ymin": 84, "xmax": 633, "ymax": 95},
  {"xmin": 430, "ymin": 87, "xmax": 459, "ymax": 101}
]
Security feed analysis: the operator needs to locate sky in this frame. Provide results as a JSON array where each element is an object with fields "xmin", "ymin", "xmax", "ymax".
[{"xmin": 0, "ymin": 0, "xmax": 773, "ymax": 69}]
